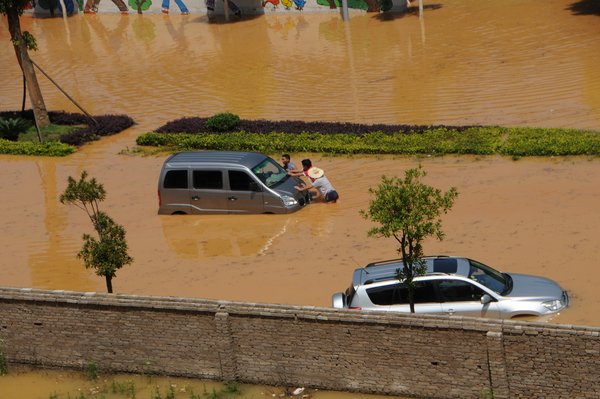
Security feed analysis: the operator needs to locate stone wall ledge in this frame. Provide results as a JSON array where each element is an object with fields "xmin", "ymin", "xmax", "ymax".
[{"xmin": 1, "ymin": 286, "xmax": 598, "ymax": 336}]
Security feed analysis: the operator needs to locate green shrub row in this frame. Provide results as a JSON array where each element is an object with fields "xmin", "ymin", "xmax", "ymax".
[
  {"xmin": 0, "ymin": 138, "xmax": 76, "ymax": 156},
  {"xmin": 499, "ymin": 128, "xmax": 600, "ymax": 156},
  {"xmin": 136, "ymin": 126, "xmax": 600, "ymax": 156}
]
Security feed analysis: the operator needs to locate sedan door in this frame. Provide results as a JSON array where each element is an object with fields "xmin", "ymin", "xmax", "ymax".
[
  {"xmin": 438, "ymin": 279, "xmax": 501, "ymax": 318},
  {"xmin": 388, "ymin": 280, "xmax": 444, "ymax": 314}
]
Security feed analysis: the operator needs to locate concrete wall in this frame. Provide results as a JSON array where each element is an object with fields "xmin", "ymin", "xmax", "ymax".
[{"xmin": 1, "ymin": 286, "xmax": 599, "ymax": 399}]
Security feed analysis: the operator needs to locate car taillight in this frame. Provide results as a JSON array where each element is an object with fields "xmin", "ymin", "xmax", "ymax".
[{"xmin": 349, "ymin": 307, "xmax": 362, "ymax": 310}]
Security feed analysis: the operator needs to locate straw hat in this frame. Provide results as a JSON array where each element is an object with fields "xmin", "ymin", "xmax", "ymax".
[{"xmin": 307, "ymin": 167, "xmax": 324, "ymax": 179}]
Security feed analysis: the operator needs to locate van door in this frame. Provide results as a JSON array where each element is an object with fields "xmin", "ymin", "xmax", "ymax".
[
  {"xmin": 190, "ymin": 169, "xmax": 229, "ymax": 214},
  {"xmin": 160, "ymin": 169, "xmax": 190, "ymax": 214},
  {"xmin": 227, "ymin": 170, "xmax": 264, "ymax": 213}
]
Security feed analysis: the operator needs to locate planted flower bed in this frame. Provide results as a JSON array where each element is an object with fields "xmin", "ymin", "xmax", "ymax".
[
  {"xmin": 136, "ymin": 113, "xmax": 600, "ymax": 157},
  {"xmin": 0, "ymin": 110, "xmax": 135, "ymax": 156}
]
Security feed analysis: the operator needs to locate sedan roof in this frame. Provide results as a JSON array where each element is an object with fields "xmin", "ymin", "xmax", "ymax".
[{"xmin": 358, "ymin": 256, "xmax": 471, "ymax": 286}]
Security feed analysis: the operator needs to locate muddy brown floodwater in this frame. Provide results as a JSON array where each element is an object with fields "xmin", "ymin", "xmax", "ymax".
[{"xmin": 1, "ymin": 0, "xmax": 600, "ymax": 395}]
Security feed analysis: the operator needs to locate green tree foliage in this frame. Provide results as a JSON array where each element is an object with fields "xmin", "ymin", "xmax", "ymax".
[
  {"xmin": 205, "ymin": 112, "xmax": 241, "ymax": 133},
  {"xmin": 0, "ymin": 0, "xmax": 28, "ymax": 15},
  {"xmin": 0, "ymin": 117, "xmax": 31, "ymax": 141},
  {"xmin": 361, "ymin": 167, "xmax": 458, "ymax": 312},
  {"xmin": 60, "ymin": 171, "xmax": 132, "ymax": 293}
]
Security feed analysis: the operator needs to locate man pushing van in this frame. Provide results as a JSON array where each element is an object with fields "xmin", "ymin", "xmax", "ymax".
[{"xmin": 293, "ymin": 161, "xmax": 339, "ymax": 204}]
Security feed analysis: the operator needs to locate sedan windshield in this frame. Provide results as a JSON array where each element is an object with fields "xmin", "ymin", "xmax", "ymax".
[
  {"xmin": 468, "ymin": 259, "xmax": 508, "ymax": 294},
  {"xmin": 251, "ymin": 158, "xmax": 288, "ymax": 188}
]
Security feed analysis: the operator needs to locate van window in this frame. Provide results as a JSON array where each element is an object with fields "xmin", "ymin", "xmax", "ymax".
[
  {"xmin": 193, "ymin": 170, "xmax": 223, "ymax": 189},
  {"xmin": 251, "ymin": 158, "xmax": 288, "ymax": 188},
  {"xmin": 229, "ymin": 171, "xmax": 255, "ymax": 191},
  {"xmin": 164, "ymin": 170, "xmax": 188, "ymax": 189}
]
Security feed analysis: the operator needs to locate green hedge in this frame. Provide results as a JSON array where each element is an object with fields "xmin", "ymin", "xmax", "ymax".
[
  {"xmin": 136, "ymin": 126, "xmax": 600, "ymax": 157},
  {"xmin": 0, "ymin": 139, "xmax": 76, "ymax": 156},
  {"xmin": 498, "ymin": 128, "xmax": 600, "ymax": 156}
]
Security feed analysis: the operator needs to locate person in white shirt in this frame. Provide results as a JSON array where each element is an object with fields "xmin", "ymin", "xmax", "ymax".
[{"xmin": 294, "ymin": 166, "xmax": 339, "ymax": 203}]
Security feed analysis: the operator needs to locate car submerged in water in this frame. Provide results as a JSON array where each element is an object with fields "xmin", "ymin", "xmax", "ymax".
[
  {"xmin": 332, "ymin": 256, "xmax": 569, "ymax": 319},
  {"xmin": 157, "ymin": 151, "xmax": 310, "ymax": 215}
]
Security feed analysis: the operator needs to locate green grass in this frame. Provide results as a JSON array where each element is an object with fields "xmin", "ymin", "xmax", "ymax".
[
  {"xmin": 0, "ymin": 122, "xmax": 79, "ymax": 157},
  {"xmin": 135, "ymin": 126, "xmax": 600, "ymax": 157},
  {"xmin": 19, "ymin": 123, "xmax": 83, "ymax": 143},
  {"xmin": 0, "ymin": 138, "xmax": 75, "ymax": 156}
]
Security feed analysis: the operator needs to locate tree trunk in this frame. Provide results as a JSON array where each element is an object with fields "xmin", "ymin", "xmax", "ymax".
[
  {"xmin": 408, "ymin": 286, "xmax": 415, "ymax": 313},
  {"xmin": 105, "ymin": 275, "xmax": 113, "ymax": 293},
  {"xmin": 7, "ymin": 6, "xmax": 50, "ymax": 129}
]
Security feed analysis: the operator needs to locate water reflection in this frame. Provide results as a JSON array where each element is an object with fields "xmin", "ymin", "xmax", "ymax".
[
  {"xmin": 29, "ymin": 160, "xmax": 97, "ymax": 291},
  {"xmin": 2, "ymin": 1, "xmax": 599, "ymax": 129},
  {"xmin": 160, "ymin": 214, "xmax": 293, "ymax": 257},
  {"xmin": 159, "ymin": 205, "xmax": 338, "ymax": 259}
]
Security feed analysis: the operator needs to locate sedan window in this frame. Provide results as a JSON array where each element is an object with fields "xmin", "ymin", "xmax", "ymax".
[
  {"xmin": 366, "ymin": 283, "xmax": 398, "ymax": 305},
  {"xmin": 413, "ymin": 281, "xmax": 439, "ymax": 303},
  {"xmin": 438, "ymin": 279, "xmax": 485, "ymax": 302},
  {"xmin": 367, "ymin": 281, "xmax": 440, "ymax": 305},
  {"xmin": 468, "ymin": 259, "xmax": 507, "ymax": 294}
]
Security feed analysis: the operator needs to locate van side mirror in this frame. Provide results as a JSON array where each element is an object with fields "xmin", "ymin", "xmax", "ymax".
[
  {"xmin": 248, "ymin": 181, "xmax": 262, "ymax": 192},
  {"xmin": 480, "ymin": 294, "xmax": 493, "ymax": 305}
]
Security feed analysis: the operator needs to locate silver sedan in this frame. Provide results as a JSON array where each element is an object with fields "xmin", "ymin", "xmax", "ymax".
[{"xmin": 332, "ymin": 256, "xmax": 569, "ymax": 319}]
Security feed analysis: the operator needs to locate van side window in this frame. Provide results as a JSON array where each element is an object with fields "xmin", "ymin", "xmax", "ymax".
[
  {"xmin": 229, "ymin": 171, "xmax": 254, "ymax": 191},
  {"xmin": 164, "ymin": 170, "xmax": 188, "ymax": 189},
  {"xmin": 193, "ymin": 170, "xmax": 223, "ymax": 189}
]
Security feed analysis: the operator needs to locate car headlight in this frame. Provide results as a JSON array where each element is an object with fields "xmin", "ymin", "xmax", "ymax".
[
  {"xmin": 281, "ymin": 195, "xmax": 298, "ymax": 207},
  {"xmin": 542, "ymin": 299, "xmax": 564, "ymax": 311}
]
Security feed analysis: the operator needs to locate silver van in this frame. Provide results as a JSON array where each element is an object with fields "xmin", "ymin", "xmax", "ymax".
[{"xmin": 158, "ymin": 151, "xmax": 311, "ymax": 214}]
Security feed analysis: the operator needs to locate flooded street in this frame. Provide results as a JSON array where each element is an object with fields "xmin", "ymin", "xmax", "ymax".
[
  {"xmin": 1, "ymin": 0, "xmax": 600, "ymax": 340},
  {"xmin": 1, "ymin": 0, "xmax": 600, "ymax": 395}
]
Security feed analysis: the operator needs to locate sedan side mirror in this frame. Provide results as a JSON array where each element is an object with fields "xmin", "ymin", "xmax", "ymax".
[{"xmin": 481, "ymin": 294, "xmax": 493, "ymax": 305}]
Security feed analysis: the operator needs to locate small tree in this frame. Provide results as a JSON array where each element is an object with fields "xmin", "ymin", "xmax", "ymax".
[
  {"xmin": 60, "ymin": 171, "xmax": 133, "ymax": 293},
  {"xmin": 361, "ymin": 167, "xmax": 458, "ymax": 313}
]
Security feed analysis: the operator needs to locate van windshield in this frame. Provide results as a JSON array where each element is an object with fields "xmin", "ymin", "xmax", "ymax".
[{"xmin": 251, "ymin": 158, "xmax": 289, "ymax": 188}]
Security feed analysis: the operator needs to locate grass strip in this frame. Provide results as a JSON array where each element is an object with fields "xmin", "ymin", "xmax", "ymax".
[{"xmin": 136, "ymin": 126, "xmax": 600, "ymax": 157}]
